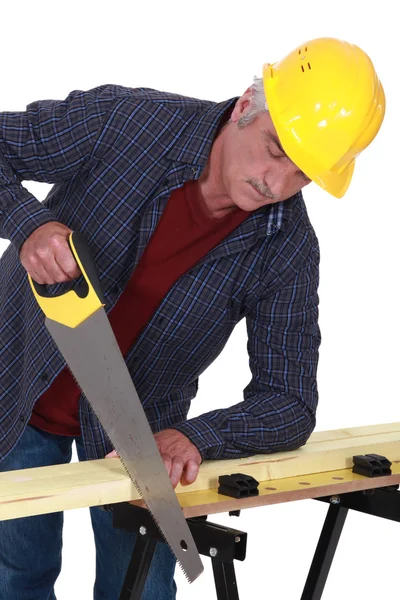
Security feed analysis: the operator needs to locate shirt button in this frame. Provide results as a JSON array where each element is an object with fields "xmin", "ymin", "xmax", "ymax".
[
  {"xmin": 20, "ymin": 415, "xmax": 25, "ymax": 423},
  {"xmin": 164, "ymin": 178, "xmax": 169, "ymax": 187},
  {"xmin": 41, "ymin": 372, "xmax": 49, "ymax": 382}
]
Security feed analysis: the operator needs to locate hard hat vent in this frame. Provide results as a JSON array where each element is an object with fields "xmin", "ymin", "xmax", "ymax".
[{"xmin": 298, "ymin": 47, "xmax": 311, "ymax": 73}]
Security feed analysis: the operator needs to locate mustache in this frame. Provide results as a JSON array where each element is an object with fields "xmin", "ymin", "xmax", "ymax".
[{"xmin": 246, "ymin": 178, "xmax": 280, "ymax": 202}]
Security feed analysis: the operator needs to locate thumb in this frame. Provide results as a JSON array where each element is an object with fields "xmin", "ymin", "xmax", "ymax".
[{"xmin": 106, "ymin": 449, "xmax": 119, "ymax": 458}]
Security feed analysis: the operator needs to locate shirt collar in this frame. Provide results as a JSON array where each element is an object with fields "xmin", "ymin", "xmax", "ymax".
[
  {"xmin": 166, "ymin": 96, "xmax": 297, "ymax": 235},
  {"xmin": 166, "ymin": 97, "xmax": 237, "ymax": 167}
]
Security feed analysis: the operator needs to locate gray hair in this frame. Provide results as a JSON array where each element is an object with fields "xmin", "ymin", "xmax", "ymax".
[{"xmin": 237, "ymin": 77, "xmax": 268, "ymax": 129}]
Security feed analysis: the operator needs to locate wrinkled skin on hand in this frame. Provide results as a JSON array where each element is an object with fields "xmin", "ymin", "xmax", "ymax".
[
  {"xmin": 20, "ymin": 221, "xmax": 81, "ymax": 284},
  {"xmin": 106, "ymin": 429, "xmax": 202, "ymax": 488}
]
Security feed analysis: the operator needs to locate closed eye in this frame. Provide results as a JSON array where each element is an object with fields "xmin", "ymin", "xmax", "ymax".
[
  {"xmin": 265, "ymin": 130, "xmax": 311, "ymax": 183},
  {"xmin": 264, "ymin": 132, "xmax": 286, "ymax": 158},
  {"xmin": 266, "ymin": 144, "xmax": 284, "ymax": 158}
]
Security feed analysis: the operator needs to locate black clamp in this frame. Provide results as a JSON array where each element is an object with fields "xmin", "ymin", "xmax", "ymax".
[
  {"xmin": 218, "ymin": 473, "xmax": 259, "ymax": 499},
  {"xmin": 352, "ymin": 453, "xmax": 392, "ymax": 477}
]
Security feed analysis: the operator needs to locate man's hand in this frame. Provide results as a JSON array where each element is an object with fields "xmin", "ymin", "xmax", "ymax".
[
  {"xmin": 20, "ymin": 221, "xmax": 81, "ymax": 284},
  {"xmin": 106, "ymin": 429, "xmax": 202, "ymax": 488},
  {"xmin": 154, "ymin": 429, "xmax": 202, "ymax": 487}
]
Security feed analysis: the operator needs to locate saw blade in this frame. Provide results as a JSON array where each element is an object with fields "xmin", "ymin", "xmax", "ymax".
[{"xmin": 45, "ymin": 308, "xmax": 203, "ymax": 582}]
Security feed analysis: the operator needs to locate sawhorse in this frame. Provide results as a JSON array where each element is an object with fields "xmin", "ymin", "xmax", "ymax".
[
  {"xmin": 302, "ymin": 482, "xmax": 400, "ymax": 599},
  {"xmin": 107, "ymin": 460, "xmax": 400, "ymax": 599},
  {"xmin": 103, "ymin": 502, "xmax": 247, "ymax": 600}
]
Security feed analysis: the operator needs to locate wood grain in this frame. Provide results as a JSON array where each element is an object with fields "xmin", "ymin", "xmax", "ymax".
[{"xmin": 1, "ymin": 421, "xmax": 400, "ymax": 521}]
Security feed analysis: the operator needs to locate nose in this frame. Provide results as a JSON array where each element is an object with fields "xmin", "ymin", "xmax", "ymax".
[
  {"xmin": 264, "ymin": 161, "xmax": 298, "ymax": 199},
  {"xmin": 263, "ymin": 172, "xmax": 287, "ymax": 199}
]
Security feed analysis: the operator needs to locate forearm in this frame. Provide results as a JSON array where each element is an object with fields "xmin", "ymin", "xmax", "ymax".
[
  {"xmin": 172, "ymin": 392, "xmax": 316, "ymax": 460},
  {"xmin": 0, "ymin": 86, "xmax": 117, "ymax": 249},
  {"xmin": 0, "ymin": 156, "xmax": 56, "ymax": 250}
]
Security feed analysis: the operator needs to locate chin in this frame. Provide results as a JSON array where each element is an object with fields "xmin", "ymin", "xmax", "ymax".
[
  {"xmin": 235, "ymin": 194, "xmax": 271, "ymax": 212},
  {"xmin": 228, "ymin": 190, "xmax": 255, "ymax": 212},
  {"xmin": 229, "ymin": 199, "xmax": 253, "ymax": 212}
]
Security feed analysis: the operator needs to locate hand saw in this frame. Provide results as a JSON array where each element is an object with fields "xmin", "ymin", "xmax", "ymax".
[{"xmin": 28, "ymin": 231, "xmax": 203, "ymax": 583}]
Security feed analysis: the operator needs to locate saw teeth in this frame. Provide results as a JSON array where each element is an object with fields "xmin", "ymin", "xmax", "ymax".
[
  {"xmin": 71, "ymin": 380, "xmax": 198, "ymax": 583},
  {"xmin": 117, "ymin": 454, "xmax": 196, "ymax": 583}
]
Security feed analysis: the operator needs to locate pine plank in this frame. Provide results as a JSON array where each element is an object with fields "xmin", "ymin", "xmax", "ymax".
[
  {"xmin": 177, "ymin": 460, "xmax": 400, "ymax": 518},
  {"xmin": 1, "ymin": 422, "xmax": 400, "ymax": 521},
  {"xmin": 304, "ymin": 421, "xmax": 400, "ymax": 443}
]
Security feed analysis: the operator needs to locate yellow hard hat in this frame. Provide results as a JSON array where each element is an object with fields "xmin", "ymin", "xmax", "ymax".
[{"xmin": 263, "ymin": 37, "xmax": 385, "ymax": 198}]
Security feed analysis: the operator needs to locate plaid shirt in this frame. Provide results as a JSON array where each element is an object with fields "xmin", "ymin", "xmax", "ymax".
[{"xmin": 0, "ymin": 85, "xmax": 321, "ymax": 462}]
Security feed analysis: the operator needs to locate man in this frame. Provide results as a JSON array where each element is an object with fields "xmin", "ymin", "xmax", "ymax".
[{"xmin": 0, "ymin": 37, "xmax": 384, "ymax": 599}]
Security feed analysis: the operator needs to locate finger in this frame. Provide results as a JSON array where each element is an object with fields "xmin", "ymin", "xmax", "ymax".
[
  {"xmin": 45, "ymin": 255, "xmax": 71, "ymax": 283},
  {"xmin": 161, "ymin": 453, "xmax": 172, "ymax": 477},
  {"xmin": 105, "ymin": 450, "xmax": 119, "ymax": 458},
  {"xmin": 169, "ymin": 456, "xmax": 184, "ymax": 488},
  {"xmin": 54, "ymin": 245, "xmax": 81, "ymax": 280},
  {"xmin": 35, "ymin": 244, "xmax": 67, "ymax": 280},
  {"xmin": 24, "ymin": 251, "xmax": 55, "ymax": 285},
  {"xmin": 43, "ymin": 238, "xmax": 78, "ymax": 282},
  {"xmin": 28, "ymin": 251, "xmax": 62, "ymax": 285},
  {"xmin": 28, "ymin": 267, "xmax": 47, "ymax": 285},
  {"xmin": 181, "ymin": 459, "xmax": 200, "ymax": 486},
  {"xmin": 30, "ymin": 265, "xmax": 57, "ymax": 286}
]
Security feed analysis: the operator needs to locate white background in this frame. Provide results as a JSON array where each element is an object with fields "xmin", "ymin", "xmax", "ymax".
[{"xmin": 1, "ymin": 1, "xmax": 399, "ymax": 598}]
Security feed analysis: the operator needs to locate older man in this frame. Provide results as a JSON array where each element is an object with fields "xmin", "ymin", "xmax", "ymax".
[{"xmin": 0, "ymin": 37, "xmax": 384, "ymax": 599}]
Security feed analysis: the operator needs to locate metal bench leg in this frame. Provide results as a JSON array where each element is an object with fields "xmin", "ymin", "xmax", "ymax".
[
  {"xmin": 212, "ymin": 558, "xmax": 240, "ymax": 600},
  {"xmin": 301, "ymin": 503, "xmax": 349, "ymax": 600},
  {"xmin": 108, "ymin": 502, "xmax": 247, "ymax": 600},
  {"xmin": 119, "ymin": 534, "xmax": 157, "ymax": 600}
]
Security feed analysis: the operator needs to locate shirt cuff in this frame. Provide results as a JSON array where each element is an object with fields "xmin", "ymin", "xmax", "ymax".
[
  {"xmin": 2, "ymin": 194, "xmax": 56, "ymax": 253},
  {"xmin": 171, "ymin": 416, "xmax": 226, "ymax": 460}
]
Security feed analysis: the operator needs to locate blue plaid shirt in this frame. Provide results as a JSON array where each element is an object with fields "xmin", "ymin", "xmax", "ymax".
[{"xmin": 0, "ymin": 85, "xmax": 320, "ymax": 462}]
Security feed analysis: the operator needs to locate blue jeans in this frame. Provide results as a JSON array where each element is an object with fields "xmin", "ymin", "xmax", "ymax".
[{"xmin": 0, "ymin": 425, "xmax": 176, "ymax": 600}]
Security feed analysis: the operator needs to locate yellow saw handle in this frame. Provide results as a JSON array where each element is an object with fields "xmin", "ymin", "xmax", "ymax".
[{"xmin": 28, "ymin": 231, "xmax": 105, "ymax": 328}]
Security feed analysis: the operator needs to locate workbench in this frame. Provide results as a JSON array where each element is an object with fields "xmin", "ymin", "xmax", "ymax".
[{"xmin": 1, "ymin": 422, "xmax": 400, "ymax": 598}]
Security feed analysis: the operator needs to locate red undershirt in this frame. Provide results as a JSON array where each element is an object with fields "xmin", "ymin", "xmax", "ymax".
[{"xmin": 30, "ymin": 180, "xmax": 249, "ymax": 436}]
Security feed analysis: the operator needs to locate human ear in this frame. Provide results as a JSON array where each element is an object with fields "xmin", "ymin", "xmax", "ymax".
[{"xmin": 230, "ymin": 88, "xmax": 253, "ymax": 122}]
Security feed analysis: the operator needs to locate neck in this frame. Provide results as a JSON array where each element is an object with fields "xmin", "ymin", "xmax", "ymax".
[{"xmin": 197, "ymin": 124, "xmax": 237, "ymax": 220}]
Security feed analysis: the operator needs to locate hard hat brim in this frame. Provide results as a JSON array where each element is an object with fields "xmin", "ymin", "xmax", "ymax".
[
  {"xmin": 312, "ymin": 159, "xmax": 355, "ymax": 198},
  {"xmin": 271, "ymin": 114, "xmax": 356, "ymax": 198}
]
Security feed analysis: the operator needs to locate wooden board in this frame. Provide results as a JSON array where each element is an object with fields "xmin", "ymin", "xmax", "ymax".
[
  {"xmin": 178, "ymin": 459, "xmax": 400, "ymax": 518},
  {"xmin": 1, "ymin": 421, "xmax": 400, "ymax": 521}
]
